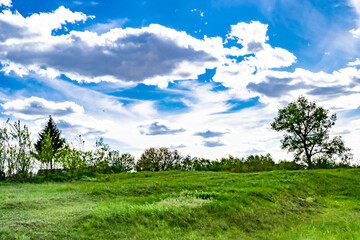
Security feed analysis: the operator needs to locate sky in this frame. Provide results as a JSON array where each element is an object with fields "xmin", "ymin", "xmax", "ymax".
[{"xmin": 0, "ymin": 0, "xmax": 360, "ymax": 161}]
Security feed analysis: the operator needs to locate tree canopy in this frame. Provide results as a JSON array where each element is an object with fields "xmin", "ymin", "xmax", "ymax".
[
  {"xmin": 271, "ymin": 96, "xmax": 351, "ymax": 168},
  {"xmin": 35, "ymin": 116, "xmax": 65, "ymax": 170}
]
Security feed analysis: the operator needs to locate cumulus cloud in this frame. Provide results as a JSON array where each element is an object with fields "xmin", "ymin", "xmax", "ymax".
[
  {"xmin": 209, "ymin": 21, "xmax": 298, "ymax": 101},
  {"xmin": 2, "ymin": 97, "xmax": 84, "ymax": 119},
  {"xmin": 227, "ymin": 21, "xmax": 297, "ymax": 69},
  {"xmin": 0, "ymin": 0, "xmax": 11, "ymax": 7},
  {"xmin": 138, "ymin": 121, "xmax": 185, "ymax": 135},
  {"xmin": 194, "ymin": 130, "xmax": 227, "ymax": 138},
  {"xmin": 348, "ymin": 58, "xmax": 360, "ymax": 66},
  {"xmin": 0, "ymin": 8, "xmax": 298, "ymax": 88},
  {"xmin": 0, "ymin": 7, "xmax": 222, "ymax": 84},
  {"xmin": 0, "ymin": 6, "xmax": 89, "ymax": 40},
  {"xmin": 242, "ymin": 66, "xmax": 360, "ymax": 108}
]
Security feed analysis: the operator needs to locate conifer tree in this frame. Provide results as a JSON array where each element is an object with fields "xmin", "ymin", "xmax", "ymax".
[{"xmin": 35, "ymin": 116, "xmax": 65, "ymax": 170}]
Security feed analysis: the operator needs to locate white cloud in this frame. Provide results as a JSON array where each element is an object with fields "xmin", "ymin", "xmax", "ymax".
[
  {"xmin": 0, "ymin": 11, "xmax": 296, "ymax": 87},
  {"xmin": 350, "ymin": 26, "xmax": 360, "ymax": 38},
  {"xmin": 2, "ymin": 97, "xmax": 84, "ymax": 120},
  {"xmin": 87, "ymin": 18, "xmax": 128, "ymax": 34},
  {"xmin": 0, "ymin": 0, "xmax": 11, "ymax": 7},
  {"xmin": 349, "ymin": 0, "xmax": 360, "ymax": 38},
  {"xmin": 227, "ymin": 21, "xmax": 296, "ymax": 69},
  {"xmin": 0, "ymin": 6, "xmax": 90, "ymax": 39},
  {"xmin": 348, "ymin": 58, "xmax": 360, "ymax": 66},
  {"xmin": 228, "ymin": 21, "xmax": 268, "ymax": 52},
  {"xmin": 0, "ymin": 8, "xmax": 222, "ymax": 84}
]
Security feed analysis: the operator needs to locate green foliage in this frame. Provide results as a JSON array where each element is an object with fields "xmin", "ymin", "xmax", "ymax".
[
  {"xmin": 84, "ymin": 138, "xmax": 135, "ymax": 173},
  {"xmin": 0, "ymin": 122, "xmax": 8, "ymax": 181},
  {"xmin": 271, "ymin": 96, "xmax": 351, "ymax": 168},
  {"xmin": 109, "ymin": 152, "xmax": 135, "ymax": 173},
  {"xmin": 87, "ymin": 138, "xmax": 111, "ymax": 172},
  {"xmin": 0, "ymin": 169, "xmax": 359, "ymax": 239},
  {"xmin": 32, "ymin": 131, "xmax": 55, "ymax": 170},
  {"xmin": 136, "ymin": 147, "xmax": 181, "ymax": 171},
  {"xmin": 276, "ymin": 160, "xmax": 305, "ymax": 170},
  {"xmin": 244, "ymin": 154, "xmax": 275, "ymax": 172},
  {"xmin": 0, "ymin": 120, "xmax": 34, "ymax": 180},
  {"xmin": 0, "ymin": 115, "xmax": 355, "ymax": 183},
  {"xmin": 35, "ymin": 116, "xmax": 65, "ymax": 170},
  {"xmin": 58, "ymin": 144, "xmax": 87, "ymax": 176},
  {"xmin": 210, "ymin": 154, "xmax": 278, "ymax": 172}
]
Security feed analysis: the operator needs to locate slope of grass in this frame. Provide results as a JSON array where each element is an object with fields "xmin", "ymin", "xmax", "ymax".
[{"xmin": 0, "ymin": 169, "xmax": 359, "ymax": 239}]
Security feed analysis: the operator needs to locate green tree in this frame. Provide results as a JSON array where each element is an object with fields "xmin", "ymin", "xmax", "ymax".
[
  {"xmin": 0, "ymin": 121, "xmax": 8, "ymax": 180},
  {"xmin": 271, "ymin": 96, "xmax": 351, "ymax": 168},
  {"xmin": 35, "ymin": 116, "xmax": 65, "ymax": 171},
  {"xmin": 33, "ymin": 131, "xmax": 54, "ymax": 170},
  {"xmin": 109, "ymin": 152, "xmax": 135, "ymax": 173},
  {"xmin": 89, "ymin": 138, "xmax": 111, "ymax": 172},
  {"xmin": 244, "ymin": 154, "xmax": 275, "ymax": 172},
  {"xmin": 0, "ymin": 120, "xmax": 33, "ymax": 180},
  {"xmin": 58, "ymin": 144, "xmax": 86, "ymax": 177},
  {"xmin": 135, "ymin": 147, "xmax": 181, "ymax": 171}
]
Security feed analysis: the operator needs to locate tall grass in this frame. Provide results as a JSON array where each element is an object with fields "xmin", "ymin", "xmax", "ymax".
[{"xmin": 0, "ymin": 169, "xmax": 359, "ymax": 239}]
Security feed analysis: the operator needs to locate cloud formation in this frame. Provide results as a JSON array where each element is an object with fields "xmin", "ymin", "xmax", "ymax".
[
  {"xmin": 247, "ymin": 76, "xmax": 308, "ymax": 98},
  {"xmin": 138, "ymin": 121, "xmax": 185, "ymax": 135},
  {"xmin": 2, "ymin": 97, "xmax": 84, "ymax": 119},
  {"xmin": 56, "ymin": 119, "xmax": 106, "ymax": 137},
  {"xmin": 348, "ymin": 58, "xmax": 360, "ymax": 66},
  {"xmin": 0, "ymin": 0, "xmax": 11, "ymax": 7},
  {"xmin": 246, "ymin": 67, "xmax": 360, "ymax": 107},
  {"xmin": 0, "ymin": 7, "xmax": 298, "ymax": 89},
  {"xmin": 0, "ymin": 7, "xmax": 222, "ymax": 85},
  {"xmin": 194, "ymin": 130, "xmax": 227, "ymax": 138},
  {"xmin": 227, "ymin": 21, "xmax": 297, "ymax": 69}
]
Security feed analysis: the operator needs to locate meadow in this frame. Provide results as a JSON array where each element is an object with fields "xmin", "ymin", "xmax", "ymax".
[{"xmin": 0, "ymin": 169, "xmax": 359, "ymax": 239}]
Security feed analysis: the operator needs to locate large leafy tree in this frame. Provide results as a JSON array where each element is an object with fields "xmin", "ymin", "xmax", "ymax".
[
  {"xmin": 35, "ymin": 116, "xmax": 65, "ymax": 170},
  {"xmin": 271, "ymin": 96, "xmax": 351, "ymax": 168}
]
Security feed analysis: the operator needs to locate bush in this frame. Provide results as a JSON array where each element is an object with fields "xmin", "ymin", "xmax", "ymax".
[
  {"xmin": 276, "ymin": 160, "xmax": 305, "ymax": 170},
  {"xmin": 243, "ymin": 154, "xmax": 275, "ymax": 172},
  {"xmin": 136, "ymin": 147, "xmax": 181, "ymax": 171}
]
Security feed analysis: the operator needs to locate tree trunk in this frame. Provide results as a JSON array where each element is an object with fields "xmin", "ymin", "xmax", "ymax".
[{"xmin": 306, "ymin": 154, "xmax": 313, "ymax": 169}]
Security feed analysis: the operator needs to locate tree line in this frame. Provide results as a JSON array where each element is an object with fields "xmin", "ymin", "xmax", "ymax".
[{"xmin": 0, "ymin": 96, "xmax": 356, "ymax": 182}]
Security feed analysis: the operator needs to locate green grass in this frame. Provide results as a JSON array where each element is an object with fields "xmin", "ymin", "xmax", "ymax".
[{"xmin": 0, "ymin": 169, "xmax": 359, "ymax": 239}]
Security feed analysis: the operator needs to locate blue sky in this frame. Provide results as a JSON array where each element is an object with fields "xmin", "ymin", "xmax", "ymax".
[{"xmin": 0, "ymin": 0, "xmax": 360, "ymax": 160}]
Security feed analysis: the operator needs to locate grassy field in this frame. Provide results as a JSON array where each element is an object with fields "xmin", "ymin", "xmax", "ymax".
[{"xmin": 0, "ymin": 169, "xmax": 359, "ymax": 240}]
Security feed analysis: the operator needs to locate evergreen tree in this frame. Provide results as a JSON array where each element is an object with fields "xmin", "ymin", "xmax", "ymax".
[{"xmin": 35, "ymin": 116, "xmax": 65, "ymax": 170}]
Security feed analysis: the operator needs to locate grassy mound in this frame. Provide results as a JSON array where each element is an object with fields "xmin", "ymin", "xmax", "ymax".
[{"xmin": 0, "ymin": 169, "xmax": 359, "ymax": 239}]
